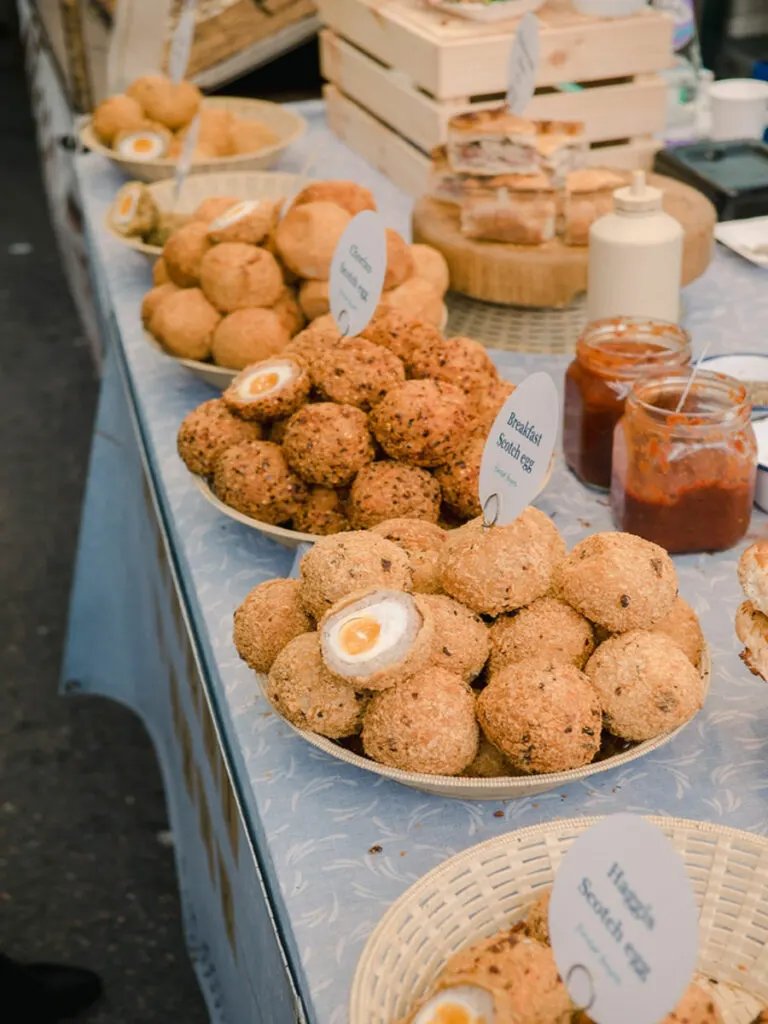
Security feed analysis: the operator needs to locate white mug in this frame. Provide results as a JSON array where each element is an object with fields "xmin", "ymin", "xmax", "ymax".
[{"xmin": 709, "ymin": 78, "xmax": 768, "ymax": 142}]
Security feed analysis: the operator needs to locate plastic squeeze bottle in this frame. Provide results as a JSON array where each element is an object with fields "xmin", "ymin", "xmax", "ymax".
[{"xmin": 587, "ymin": 169, "xmax": 684, "ymax": 323}]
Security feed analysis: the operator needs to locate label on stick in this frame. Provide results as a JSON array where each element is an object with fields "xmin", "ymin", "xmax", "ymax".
[
  {"xmin": 169, "ymin": 0, "xmax": 197, "ymax": 84},
  {"xmin": 506, "ymin": 12, "xmax": 540, "ymax": 115},
  {"xmin": 174, "ymin": 113, "xmax": 200, "ymax": 203},
  {"xmin": 478, "ymin": 371, "xmax": 557, "ymax": 526},
  {"xmin": 329, "ymin": 211, "xmax": 387, "ymax": 337},
  {"xmin": 549, "ymin": 815, "xmax": 698, "ymax": 1024}
]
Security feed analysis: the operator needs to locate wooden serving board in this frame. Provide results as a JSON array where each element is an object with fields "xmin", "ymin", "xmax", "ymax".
[{"xmin": 412, "ymin": 173, "xmax": 716, "ymax": 309}]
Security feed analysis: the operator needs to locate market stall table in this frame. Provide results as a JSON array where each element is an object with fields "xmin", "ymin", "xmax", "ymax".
[{"xmin": 66, "ymin": 100, "xmax": 768, "ymax": 1024}]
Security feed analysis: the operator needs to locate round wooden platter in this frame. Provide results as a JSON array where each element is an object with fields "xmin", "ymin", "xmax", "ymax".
[{"xmin": 412, "ymin": 172, "xmax": 717, "ymax": 309}]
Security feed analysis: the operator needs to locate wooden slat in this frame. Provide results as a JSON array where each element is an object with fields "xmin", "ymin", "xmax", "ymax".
[
  {"xmin": 316, "ymin": 0, "xmax": 674, "ymax": 99},
  {"xmin": 321, "ymin": 31, "xmax": 667, "ymax": 152},
  {"xmin": 324, "ymin": 84, "xmax": 431, "ymax": 198}
]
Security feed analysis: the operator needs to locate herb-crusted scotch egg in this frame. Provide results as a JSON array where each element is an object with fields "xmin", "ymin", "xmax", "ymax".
[
  {"xmin": 110, "ymin": 181, "xmax": 157, "ymax": 237},
  {"xmin": 177, "ymin": 398, "xmax": 263, "ymax": 477},
  {"xmin": 319, "ymin": 589, "xmax": 435, "ymax": 691},
  {"xmin": 292, "ymin": 487, "xmax": 349, "ymax": 536},
  {"xmin": 281, "ymin": 403, "xmax": 375, "ymax": 487},
  {"xmin": 299, "ymin": 532, "xmax": 412, "ymax": 620},
  {"xmin": 347, "ymin": 461, "xmax": 441, "ymax": 529},
  {"xmin": 223, "ymin": 357, "xmax": 310, "ymax": 422},
  {"xmin": 368, "ymin": 379, "xmax": 470, "ymax": 467},
  {"xmin": 311, "ymin": 338, "xmax": 405, "ymax": 411},
  {"xmin": 418, "ymin": 593, "xmax": 489, "ymax": 684},
  {"xmin": 212, "ymin": 440, "xmax": 308, "ymax": 525}
]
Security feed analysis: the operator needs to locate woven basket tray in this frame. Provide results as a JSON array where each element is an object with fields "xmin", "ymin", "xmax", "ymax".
[
  {"xmin": 254, "ymin": 646, "xmax": 710, "ymax": 799},
  {"xmin": 107, "ymin": 168, "xmax": 310, "ymax": 259},
  {"xmin": 80, "ymin": 97, "xmax": 306, "ymax": 183},
  {"xmin": 351, "ymin": 815, "xmax": 768, "ymax": 1024}
]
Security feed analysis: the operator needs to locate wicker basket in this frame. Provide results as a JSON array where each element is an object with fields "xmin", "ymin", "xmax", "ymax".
[
  {"xmin": 108, "ymin": 169, "xmax": 310, "ymax": 259},
  {"xmin": 252, "ymin": 646, "xmax": 710, "ymax": 798},
  {"xmin": 80, "ymin": 97, "xmax": 306, "ymax": 183},
  {"xmin": 351, "ymin": 816, "xmax": 768, "ymax": 1024}
]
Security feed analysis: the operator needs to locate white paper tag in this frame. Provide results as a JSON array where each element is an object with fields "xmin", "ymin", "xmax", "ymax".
[
  {"xmin": 478, "ymin": 371, "xmax": 558, "ymax": 527},
  {"xmin": 329, "ymin": 211, "xmax": 387, "ymax": 337},
  {"xmin": 506, "ymin": 12, "xmax": 540, "ymax": 115},
  {"xmin": 208, "ymin": 199, "xmax": 261, "ymax": 232},
  {"xmin": 169, "ymin": 0, "xmax": 197, "ymax": 84},
  {"xmin": 549, "ymin": 815, "xmax": 698, "ymax": 1024},
  {"xmin": 174, "ymin": 114, "xmax": 200, "ymax": 203}
]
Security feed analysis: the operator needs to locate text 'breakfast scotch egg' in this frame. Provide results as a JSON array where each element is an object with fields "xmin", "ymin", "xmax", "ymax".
[
  {"xmin": 411, "ymin": 986, "xmax": 495, "ymax": 1024},
  {"xmin": 115, "ymin": 129, "xmax": 169, "ymax": 160},
  {"xmin": 320, "ymin": 589, "xmax": 433, "ymax": 690}
]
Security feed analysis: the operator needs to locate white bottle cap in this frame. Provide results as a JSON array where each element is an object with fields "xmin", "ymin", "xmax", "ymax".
[{"xmin": 614, "ymin": 169, "xmax": 663, "ymax": 213}]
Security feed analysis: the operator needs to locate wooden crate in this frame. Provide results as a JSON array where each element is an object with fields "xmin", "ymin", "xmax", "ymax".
[{"xmin": 318, "ymin": 0, "xmax": 675, "ymax": 195}]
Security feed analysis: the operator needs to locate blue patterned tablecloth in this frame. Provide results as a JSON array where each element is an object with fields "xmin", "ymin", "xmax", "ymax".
[{"xmin": 75, "ymin": 101, "xmax": 768, "ymax": 1024}]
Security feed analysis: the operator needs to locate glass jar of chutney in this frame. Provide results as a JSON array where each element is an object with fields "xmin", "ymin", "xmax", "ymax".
[
  {"xmin": 563, "ymin": 318, "xmax": 692, "ymax": 490},
  {"xmin": 611, "ymin": 371, "xmax": 757, "ymax": 554}
]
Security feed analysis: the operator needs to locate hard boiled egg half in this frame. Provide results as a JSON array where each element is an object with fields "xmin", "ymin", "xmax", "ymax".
[
  {"xmin": 412, "ymin": 986, "xmax": 495, "ymax": 1024},
  {"xmin": 320, "ymin": 590, "xmax": 423, "ymax": 682},
  {"xmin": 115, "ymin": 130, "xmax": 169, "ymax": 161}
]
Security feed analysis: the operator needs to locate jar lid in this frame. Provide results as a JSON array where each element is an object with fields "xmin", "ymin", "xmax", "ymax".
[{"xmin": 613, "ymin": 170, "xmax": 663, "ymax": 213}]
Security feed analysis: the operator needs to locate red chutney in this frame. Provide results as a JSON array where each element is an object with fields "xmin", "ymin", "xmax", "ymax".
[
  {"xmin": 563, "ymin": 318, "xmax": 691, "ymax": 491},
  {"xmin": 611, "ymin": 372, "xmax": 757, "ymax": 554}
]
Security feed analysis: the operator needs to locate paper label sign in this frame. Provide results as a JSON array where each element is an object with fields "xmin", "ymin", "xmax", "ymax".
[
  {"xmin": 169, "ymin": 0, "xmax": 197, "ymax": 84},
  {"xmin": 329, "ymin": 211, "xmax": 387, "ymax": 337},
  {"xmin": 174, "ymin": 114, "xmax": 200, "ymax": 203},
  {"xmin": 478, "ymin": 371, "xmax": 558, "ymax": 527},
  {"xmin": 549, "ymin": 815, "xmax": 698, "ymax": 1024},
  {"xmin": 506, "ymin": 12, "xmax": 540, "ymax": 115}
]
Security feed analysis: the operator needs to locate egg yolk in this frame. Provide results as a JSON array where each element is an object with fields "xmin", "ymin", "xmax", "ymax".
[
  {"xmin": 433, "ymin": 1006, "xmax": 482, "ymax": 1024},
  {"xmin": 248, "ymin": 371, "xmax": 280, "ymax": 396},
  {"xmin": 340, "ymin": 616, "xmax": 381, "ymax": 656},
  {"xmin": 119, "ymin": 196, "xmax": 134, "ymax": 215},
  {"xmin": 133, "ymin": 138, "xmax": 155, "ymax": 154}
]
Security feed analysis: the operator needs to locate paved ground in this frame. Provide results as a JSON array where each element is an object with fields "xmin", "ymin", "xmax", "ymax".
[{"xmin": 0, "ymin": 23, "xmax": 208, "ymax": 1024}]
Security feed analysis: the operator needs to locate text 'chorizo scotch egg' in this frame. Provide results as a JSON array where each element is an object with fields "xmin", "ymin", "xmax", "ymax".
[
  {"xmin": 320, "ymin": 589, "xmax": 434, "ymax": 690},
  {"xmin": 223, "ymin": 357, "xmax": 310, "ymax": 422}
]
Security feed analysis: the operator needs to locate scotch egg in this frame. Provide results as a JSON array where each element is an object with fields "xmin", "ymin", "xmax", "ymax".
[
  {"xmin": 410, "ymin": 986, "xmax": 495, "ymax": 1024},
  {"xmin": 114, "ymin": 127, "xmax": 170, "ymax": 160},
  {"xmin": 320, "ymin": 589, "xmax": 434, "ymax": 690},
  {"xmin": 223, "ymin": 357, "xmax": 310, "ymax": 422},
  {"xmin": 110, "ymin": 181, "xmax": 157, "ymax": 236},
  {"xmin": 207, "ymin": 198, "xmax": 281, "ymax": 246}
]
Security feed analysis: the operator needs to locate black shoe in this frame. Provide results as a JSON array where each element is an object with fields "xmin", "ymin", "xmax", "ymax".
[{"xmin": 0, "ymin": 955, "xmax": 103, "ymax": 1022}]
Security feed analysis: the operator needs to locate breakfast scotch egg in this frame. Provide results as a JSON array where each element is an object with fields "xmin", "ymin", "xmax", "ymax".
[
  {"xmin": 410, "ymin": 986, "xmax": 495, "ymax": 1024},
  {"xmin": 319, "ymin": 588, "xmax": 434, "ymax": 690},
  {"xmin": 114, "ymin": 126, "xmax": 171, "ymax": 160},
  {"xmin": 222, "ymin": 357, "xmax": 310, "ymax": 422}
]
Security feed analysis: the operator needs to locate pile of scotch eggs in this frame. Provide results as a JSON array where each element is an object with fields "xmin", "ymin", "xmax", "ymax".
[
  {"xmin": 141, "ymin": 179, "xmax": 451, "ymax": 372},
  {"xmin": 176, "ymin": 303, "xmax": 513, "ymax": 534},
  {"xmin": 92, "ymin": 73, "xmax": 278, "ymax": 162},
  {"xmin": 402, "ymin": 888, "xmax": 725, "ymax": 1024},
  {"xmin": 232, "ymin": 515, "xmax": 707, "ymax": 778}
]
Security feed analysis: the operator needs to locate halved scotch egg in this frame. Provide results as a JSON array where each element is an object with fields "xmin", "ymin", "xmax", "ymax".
[
  {"xmin": 410, "ymin": 986, "xmax": 495, "ymax": 1024},
  {"xmin": 319, "ymin": 588, "xmax": 434, "ymax": 690},
  {"xmin": 207, "ymin": 198, "xmax": 281, "ymax": 245},
  {"xmin": 222, "ymin": 357, "xmax": 310, "ymax": 423},
  {"xmin": 114, "ymin": 126, "xmax": 171, "ymax": 160},
  {"xmin": 110, "ymin": 181, "xmax": 157, "ymax": 236}
]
